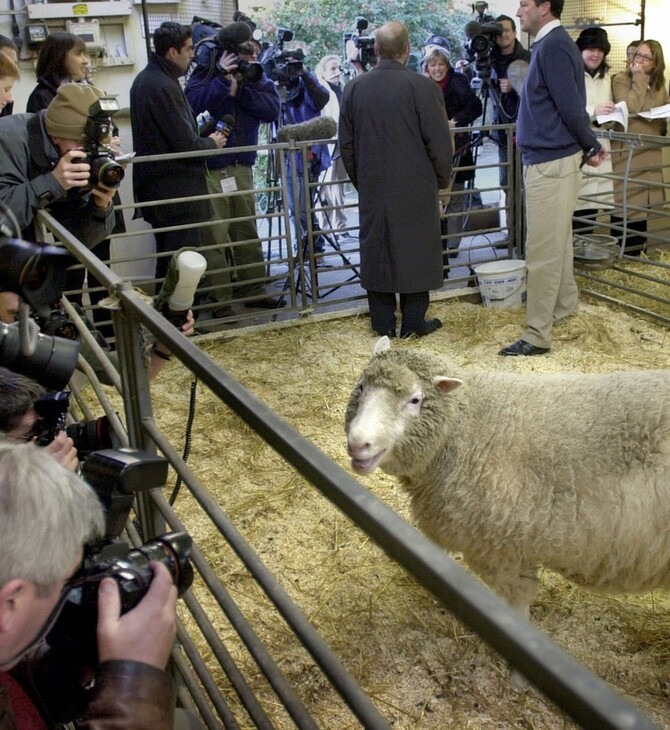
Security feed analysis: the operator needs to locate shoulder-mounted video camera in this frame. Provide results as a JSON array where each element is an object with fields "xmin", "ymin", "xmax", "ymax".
[
  {"xmin": 258, "ymin": 28, "xmax": 307, "ymax": 85},
  {"xmin": 343, "ymin": 17, "xmax": 376, "ymax": 67},
  {"xmin": 74, "ymin": 98, "xmax": 125, "ymax": 191},
  {"xmin": 464, "ymin": 20, "xmax": 502, "ymax": 83},
  {"xmin": 46, "ymin": 450, "xmax": 194, "ymax": 678}
]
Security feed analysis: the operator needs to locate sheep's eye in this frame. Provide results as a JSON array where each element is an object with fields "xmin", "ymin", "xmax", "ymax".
[{"xmin": 409, "ymin": 397, "xmax": 421, "ymax": 405}]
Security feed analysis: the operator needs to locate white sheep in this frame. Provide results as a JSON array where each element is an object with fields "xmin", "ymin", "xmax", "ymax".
[{"xmin": 345, "ymin": 337, "xmax": 670, "ymax": 619}]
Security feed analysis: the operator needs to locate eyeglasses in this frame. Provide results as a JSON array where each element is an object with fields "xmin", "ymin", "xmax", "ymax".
[{"xmin": 634, "ymin": 52, "xmax": 654, "ymax": 62}]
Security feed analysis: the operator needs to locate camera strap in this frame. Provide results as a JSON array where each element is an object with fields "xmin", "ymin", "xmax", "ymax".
[{"xmin": 27, "ymin": 114, "xmax": 54, "ymax": 179}]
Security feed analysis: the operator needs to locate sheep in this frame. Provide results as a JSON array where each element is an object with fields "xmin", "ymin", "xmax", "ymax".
[{"xmin": 344, "ymin": 336, "xmax": 670, "ymax": 620}]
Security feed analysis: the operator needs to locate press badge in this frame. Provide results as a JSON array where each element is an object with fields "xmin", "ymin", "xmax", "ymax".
[{"xmin": 220, "ymin": 176, "xmax": 237, "ymax": 194}]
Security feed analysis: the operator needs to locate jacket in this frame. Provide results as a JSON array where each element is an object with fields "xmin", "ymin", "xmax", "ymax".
[
  {"xmin": 26, "ymin": 76, "xmax": 60, "ymax": 113},
  {"xmin": 185, "ymin": 65, "xmax": 280, "ymax": 168},
  {"xmin": 0, "ymin": 112, "xmax": 114, "ymax": 247},
  {"xmin": 2, "ymin": 660, "xmax": 175, "ymax": 730},
  {"xmin": 130, "ymin": 53, "xmax": 216, "ymax": 226}
]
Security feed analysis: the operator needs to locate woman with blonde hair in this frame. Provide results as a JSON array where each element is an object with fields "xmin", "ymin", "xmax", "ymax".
[
  {"xmin": 0, "ymin": 49, "xmax": 19, "ymax": 117},
  {"xmin": 611, "ymin": 39, "xmax": 669, "ymax": 255}
]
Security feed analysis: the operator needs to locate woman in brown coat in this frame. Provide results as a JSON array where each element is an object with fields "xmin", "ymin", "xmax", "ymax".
[{"xmin": 611, "ymin": 39, "xmax": 669, "ymax": 255}]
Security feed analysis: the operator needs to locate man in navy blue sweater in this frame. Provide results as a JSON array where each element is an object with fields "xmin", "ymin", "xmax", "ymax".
[{"xmin": 498, "ymin": 0, "xmax": 606, "ymax": 356}]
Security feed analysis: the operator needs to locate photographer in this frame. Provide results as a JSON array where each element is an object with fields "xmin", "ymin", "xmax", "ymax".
[
  {"xmin": 282, "ymin": 50, "xmax": 331, "ymax": 247},
  {"xmin": 0, "ymin": 83, "xmax": 116, "ymax": 249},
  {"xmin": 185, "ymin": 21, "xmax": 284, "ymax": 316},
  {"xmin": 0, "ymin": 442, "xmax": 179, "ymax": 729},
  {"xmin": 490, "ymin": 15, "xmax": 531, "ymax": 246},
  {"xmin": 0, "ymin": 366, "xmax": 78, "ymax": 471}
]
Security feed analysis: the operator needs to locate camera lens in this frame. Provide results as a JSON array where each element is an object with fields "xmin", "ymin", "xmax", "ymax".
[
  {"xmin": 66, "ymin": 415, "xmax": 114, "ymax": 458},
  {"xmin": 90, "ymin": 157, "xmax": 125, "ymax": 189}
]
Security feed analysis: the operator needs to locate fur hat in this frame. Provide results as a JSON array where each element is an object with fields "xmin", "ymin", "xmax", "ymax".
[
  {"xmin": 576, "ymin": 27, "xmax": 611, "ymax": 55},
  {"xmin": 44, "ymin": 83, "xmax": 106, "ymax": 140}
]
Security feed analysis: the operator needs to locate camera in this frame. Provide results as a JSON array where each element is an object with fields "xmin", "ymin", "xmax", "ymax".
[
  {"xmin": 191, "ymin": 19, "xmax": 264, "ymax": 86},
  {"xmin": 45, "ymin": 450, "xmax": 194, "ymax": 684},
  {"xmin": 75, "ymin": 98, "xmax": 125, "ymax": 191},
  {"xmin": 32, "ymin": 390, "xmax": 115, "ymax": 458},
  {"xmin": 464, "ymin": 21, "xmax": 502, "ymax": 84},
  {"xmin": 258, "ymin": 28, "xmax": 306, "ymax": 85},
  {"xmin": 343, "ymin": 17, "xmax": 376, "ymax": 68}
]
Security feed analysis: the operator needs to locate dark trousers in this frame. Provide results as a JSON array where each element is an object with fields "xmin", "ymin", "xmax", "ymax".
[
  {"xmin": 572, "ymin": 208, "xmax": 599, "ymax": 236},
  {"xmin": 154, "ymin": 226, "xmax": 203, "ymax": 280},
  {"xmin": 367, "ymin": 290, "xmax": 429, "ymax": 336}
]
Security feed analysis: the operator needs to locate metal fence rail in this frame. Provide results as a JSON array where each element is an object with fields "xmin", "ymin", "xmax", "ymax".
[{"xmin": 30, "ymin": 198, "xmax": 665, "ymax": 728}]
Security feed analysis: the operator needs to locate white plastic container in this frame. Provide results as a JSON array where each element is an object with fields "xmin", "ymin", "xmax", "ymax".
[{"xmin": 474, "ymin": 259, "xmax": 527, "ymax": 308}]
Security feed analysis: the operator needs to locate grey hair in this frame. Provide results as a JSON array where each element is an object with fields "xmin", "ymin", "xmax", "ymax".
[{"xmin": 0, "ymin": 443, "xmax": 105, "ymax": 596}]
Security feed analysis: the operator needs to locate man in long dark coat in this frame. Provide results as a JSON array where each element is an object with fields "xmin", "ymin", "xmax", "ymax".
[
  {"xmin": 130, "ymin": 22, "xmax": 227, "ymax": 280},
  {"xmin": 339, "ymin": 21, "xmax": 452, "ymax": 338}
]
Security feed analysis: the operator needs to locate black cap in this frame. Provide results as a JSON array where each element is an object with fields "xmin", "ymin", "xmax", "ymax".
[{"xmin": 576, "ymin": 27, "xmax": 611, "ymax": 55}]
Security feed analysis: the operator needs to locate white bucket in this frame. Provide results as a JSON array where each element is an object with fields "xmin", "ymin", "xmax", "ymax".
[{"xmin": 474, "ymin": 259, "xmax": 527, "ymax": 308}]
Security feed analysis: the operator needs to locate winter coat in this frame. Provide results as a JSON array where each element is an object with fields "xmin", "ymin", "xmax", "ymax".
[
  {"xmin": 185, "ymin": 66, "xmax": 280, "ymax": 168},
  {"xmin": 611, "ymin": 70, "xmax": 669, "ymax": 220},
  {"xmin": 339, "ymin": 59, "xmax": 452, "ymax": 294},
  {"xmin": 0, "ymin": 112, "xmax": 114, "ymax": 246},
  {"xmin": 579, "ymin": 71, "xmax": 614, "ymax": 208},
  {"xmin": 26, "ymin": 75, "xmax": 60, "ymax": 113},
  {"xmin": 130, "ymin": 53, "xmax": 216, "ymax": 226},
  {"xmin": 2, "ymin": 660, "xmax": 175, "ymax": 729},
  {"xmin": 437, "ymin": 70, "xmax": 482, "ymax": 184}
]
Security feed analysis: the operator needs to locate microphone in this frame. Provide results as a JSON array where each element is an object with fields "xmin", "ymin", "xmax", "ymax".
[
  {"xmin": 156, "ymin": 249, "xmax": 207, "ymax": 326},
  {"xmin": 216, "ymin": 114, "xmax": 235, "ymax": 136},
  {"xmin": 277, "ymin": 116, "xmax": 337, "ymax": 143}
]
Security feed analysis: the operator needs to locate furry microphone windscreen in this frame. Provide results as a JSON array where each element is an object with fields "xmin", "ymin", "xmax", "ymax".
[{"xmin": 276, "ymin": 116, "xmax": 337, "ymax": 143}]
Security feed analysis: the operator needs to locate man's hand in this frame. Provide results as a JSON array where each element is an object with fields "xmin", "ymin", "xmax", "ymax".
[
  {"xmin": 52, "ymin": 150, "xmax": 92, "ymax": 191},
  {"xmin": 96, "ymin": 561, "xmax": 177, "ymax": 670},
  {"xmin": 43, "ymin": 431, "xmax": 78, "ymax": 472},
  {"xmin": 209, "ymin": 131, "xmax": 228, "ymax": 149},
  {"xmin": 90, "ymin": 184, "xmax": 116, "ymax": 210},
  {"xmin": 498, "ymin": 78, "xmax": 512, "ymax": 93},
  {"xmin": 217, "ymin": 51, "xmax": 239, "ymax": 75},
  {"xmin": 585, "ymin": 147, "xmax": 607, "ymax": 167}
]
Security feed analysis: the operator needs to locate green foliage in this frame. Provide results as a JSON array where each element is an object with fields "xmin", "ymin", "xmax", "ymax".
[{"xmin": 248, "ymin": 0, "xmax": 471, "ymax": 71}]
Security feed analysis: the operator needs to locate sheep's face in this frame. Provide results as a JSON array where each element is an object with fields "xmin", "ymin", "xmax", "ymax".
[{"xmin": 345, "ymin": 348, "xmax": 463, "ymax": 477}]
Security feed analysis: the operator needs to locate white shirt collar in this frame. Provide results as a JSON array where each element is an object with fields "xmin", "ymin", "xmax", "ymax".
[{"xmin": 534, "ymin": 19, "xmax": 561, "ymax": 44}]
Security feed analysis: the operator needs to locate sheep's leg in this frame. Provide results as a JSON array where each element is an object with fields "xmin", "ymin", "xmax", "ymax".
[{"xmin": 465, "ymin": 559, "xmax": 539, "ymax": 689}]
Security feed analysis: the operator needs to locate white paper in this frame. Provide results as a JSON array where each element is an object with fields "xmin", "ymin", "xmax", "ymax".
[
  {"xmin": 596, "ymin": 101, "xmax": 628, "ymax": 131},
  {"xmin": 637, "ymin": 102, "xmax": 670, "ymax": 120}
]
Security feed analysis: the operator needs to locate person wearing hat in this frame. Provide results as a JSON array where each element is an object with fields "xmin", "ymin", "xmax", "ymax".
[
  {"xmin": 422, "ymin": 34, "xmax": 482, "ymax": 268},
  {"xmin": 0, "ymin": 82, "xmax": 116, "ymax": 248},
  {"xmin": 573, "ymin": 26, "xmax": 615, "ymax": 236}
]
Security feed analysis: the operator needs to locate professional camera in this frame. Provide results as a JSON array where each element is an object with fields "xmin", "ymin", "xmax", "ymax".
[
  {"xmin": 0, "ymin": 236, "xmax": 80, "ymax": 389},
  {"xmin": 258, "ymin": 28, "xmax": 305, "ymax": 85},
  {"xmin": 191, "ymin": 19, "xmax": 264, "ymax": 85},
  {"xmin": 343, "ymin": 17, "xmax": 376, "ymax": 67},
  {"xmin": 33, "ymin": 390, "xmax": 115, "ymax": 458},
  {"xmin": 45, "ymin": 450, "xmax": 194, "ymax": 685},
  {"xmin": 464, "ymin": 20, "xmax": 502, "ymax": 84},
  {"xmin": 33, "ymin": 306, "xmax": 78, "ymax": 340},
  {"xmin": 75, "ymin": 98, "xmax": 125, "ymax": 191}
]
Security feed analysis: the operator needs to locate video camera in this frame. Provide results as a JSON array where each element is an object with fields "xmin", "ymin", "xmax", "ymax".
[
  {"xmin": 46, "ymin": 449, "xmax": 194, "ymax": 675},
  {"xmin": 75, "ymin": 98, "xmax": 125, "ymax": 191},
  {"xmin": 464, "ymin": 20, "xmax": 502, "ymax": 85},
  {"xmin": 343, "ymin": 17, "xmax": 376, "ymax": 67},
  {"xmin": 191, "ymin": 17, "xmax": 264, "ymax": 85},
  {"xmin": 0, "ymin": 234, "xmax": 79, "ymax": 390},
  {"xmin": 258, "ymin": 28, "xmax": 307, "ymax": 85}
]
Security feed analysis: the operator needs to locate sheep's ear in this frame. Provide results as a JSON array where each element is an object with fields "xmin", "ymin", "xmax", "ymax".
[
  {"xmin": 433, "ymin": 376, "xmax": 463, "ymax": 394},
  {"xmin": 373, "ymin": 336, "xmax": 391, "ymax": 356}
]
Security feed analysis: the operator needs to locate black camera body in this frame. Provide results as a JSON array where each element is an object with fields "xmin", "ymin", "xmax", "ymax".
[
  {"xmin": 464, "ymin": 22, "xmax": 502, "ymax": 84},
  {"xmin": 258, "ymin": 28, "xmax": 306, "ymax": 86},
  {"xmin": 46, "ymin": 450, "xmax": 194, "ymax": 675},
  {"xmin": 76, "ymin": 98, "xmax": 125, "ymax": 191},
  {"xmin": 343, "ymin": 17, "xmax": 376, "ymax": 67},
  {"xmin": 33, "ymin": 390, "xmax": 115, "ymax": 459}
]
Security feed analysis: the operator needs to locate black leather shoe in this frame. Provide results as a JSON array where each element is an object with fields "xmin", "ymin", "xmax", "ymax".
[
  {"xmin": 244, "ymin": 297, "xmax": 287, "ymax": 310},
  {"xmin": 401, "ymin": 318, "xmax": 443, "ymax": 338},
  {"xmin": 498, "ymin": 339, "xmax": 550, "ymax": 356}
]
